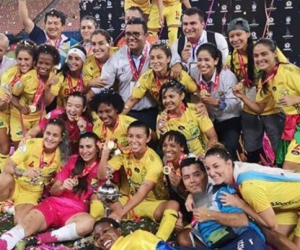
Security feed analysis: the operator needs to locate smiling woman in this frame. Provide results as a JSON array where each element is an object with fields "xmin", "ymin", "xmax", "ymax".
[
  {"xmin": 0, "ymin": 118, "xmax": 69, "ymax": 226},
  {"xmin": 44, "ymin": 45, "xmax": 88, "ymax": 108},
  {"xmin": 122, "ymin": 42, "xmax": 197, "ymax": 115},
  {"xmin": 24, "ymin": 91, "xmax": 94, "ymax": 155},
  {"xmin": 204, "ymin": 143, "xmax": 300, "ymax": 248},
  {"xmin": 0, "ymin": 132, "xmax": 101, "ymax": 250},
  {"xmin": 9, "ymin": 44, "xmax": 60, "ymax": 148},
  {"xmin": 0, "ymin": 40, "xmax": 36, "ymax": 169},
  {"xmin": 157, "ymin": 80, "xmax": 218, "ymax": 158}
]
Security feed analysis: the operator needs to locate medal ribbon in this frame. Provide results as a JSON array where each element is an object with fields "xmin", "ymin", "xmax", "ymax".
[
  {"xmin": 39, "ymin": 149, "xmax": 56, "ymax": 169},
  {"xmin": 73, "ymin": 160, "xmax": 98, "ymax": 180},
  {"xmin": 10, "ymin": 74, "xmax": 21, "ymax": 87},
  {"xmin": 32, "ymin": 77, "xmax": 46, "ymax": 107},
  {"xmin": 167, "ymin": 103, "xmax": 186, "ymax": 120},
  {"xmin": 127, "ymin": 46, "xmax": 148, "ymax": 81},
  {"xmin": 46, "ymin": 36, "xmax": 62, "ymax": 49},
  {"xmin": 101, "ymin": 117, "xmax": 119, "ymax": 140},
  {"xmin": 261, "ymin": 64, "xmax": 279, "ymax": 85},
  {"xmin": 198, "ymin": 74, "xmax": 220, "ymax": 92},
  {"xmin": 238, "ymin": 53, "xmax": 253, "ymax": 88},
  {"xmin": 67, "ymin": 74, "xmax": 84, "ymax": 92}
]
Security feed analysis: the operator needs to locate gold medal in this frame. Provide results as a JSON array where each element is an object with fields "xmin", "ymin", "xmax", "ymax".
[
  {"xmin": 163, "ymin": 166, "xmax": 172, "ymax": 175},
  {"xmin": 73, "ymin": 178, "xmax": 79, "ymax": 186},
  {"xmin": 107, "ymin": 141, "xmax": 115, "ymax": 150},
  {"xmin": 29, "ymin": 105, "xmax": 37, "ymax": 113}
]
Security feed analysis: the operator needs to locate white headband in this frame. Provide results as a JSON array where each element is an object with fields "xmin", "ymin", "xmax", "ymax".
[{"xmin": 67, "ymin": 48, "xmax": 86, "ymax": 62}]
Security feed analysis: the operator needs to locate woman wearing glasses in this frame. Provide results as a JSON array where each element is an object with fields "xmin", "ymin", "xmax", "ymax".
[
  {"xmin": 122, "ymin": 42, "xmax": 197, "ymax": 115},
  {"xmin": 25, "ymin": 92, "xmax": 93, "ymax": 154},
  {"xmin": 0, "ymin": 40, "xmax": 37, "ymax": 170},
  {"xmin": 79, "ymin": 16, "xmax": 98, "ymax": 57},
  {"xmin": 157, "ymin": 80, "xmax": 218, "ymax": 158},
  {"xmin": 0, "ymin": 132, "xmax": 101, "ymax": 250},
  {"xmin": 0, "ymin": 118, "xmax": 69, "ymax": 224},
  {"xmin": 190, "ymin": 43, "xmax": 242, "ymax": 160}
]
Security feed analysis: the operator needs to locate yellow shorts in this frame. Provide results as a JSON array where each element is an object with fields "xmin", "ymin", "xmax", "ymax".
[
  {"xmin": 11, "ymin": 182, "xmax": 42, "ymax": 206},
  {"xmin": 10, "ymin": 113, "xmax": 39, "ymax": 141},
  {"xmin": 285, "ymin": 138, "xmax": 300, "ymax": 164},
  {"xmin": 119, "ymin": 196, "xmax": 165, "ymax": 221},
  {"xmin": 276, "ymin": 210, "xmax": 300, "ymax": 237},
  {"xmin": 147, "ymin": 1, "xmax": 181, "ymax": 29},
  {"xmin": 124, "ymin": 0, "xmax": 151, "ymax": 15},
  {"xmin": 0, "ymin": 112, "xmax": 10, "ymax": 130}
]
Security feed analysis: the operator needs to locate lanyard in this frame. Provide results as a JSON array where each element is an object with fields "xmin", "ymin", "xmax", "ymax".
[
  {"xmin": 198, "ymin": 74, "xmax": 220, "ymax": 92},
  {"xmin": 67, "ymin": 74, "xmax": 84, "ymax": 92},
  {"xmin": 261, "ymin": 64, "xmax": 279, "ymax": 85},
  {"xmin": 39, "ymin": 149, "xmax": 56, "ymax": 168},
  {"xmin": 237, "ymin": 53, "xmax": 253, "ymax": 88},
  {"xmin": 127, "ymin": 46, "xmax": 148, "ymax": 81}
]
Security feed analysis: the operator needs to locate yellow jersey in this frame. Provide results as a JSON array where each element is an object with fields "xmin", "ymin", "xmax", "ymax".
[
  {"xmin": 0, "ymin": 65, "xmax": 21, "ymax": 115},
  {"xmin": 133, "ymin": 69, "xmax": 197, "ymax": 101},
  {"xmin": 108, "ymin": 147, "xmax": 168, "ymax": 200},
  {"xmin": 50, "ymin": 72, "xmax": 88, "ymax": 107},
  {"xmin": 157, "ymin": 103, "xmax": 213, "ymax": 155},
  {"xmin": 11, "ymin": 138, "xmax": 62, "ymax": 192},
  {"xmin": 111, "ymin": 230, "xmax": 160, "ymax": 250},
  {"xmin": 226, "ymin": 47, "xmax": 287, "ymax": 115},
  {"xmin": 256, "ymin": 63, "xmax": 300, "ymax": 115},
  {"xmin": 12, "ymin": 69, "xmax": 55, "ymax": 121},
  {"xmin": 93, "ymin": 114, "xmax": 136, "ymax": 155}
]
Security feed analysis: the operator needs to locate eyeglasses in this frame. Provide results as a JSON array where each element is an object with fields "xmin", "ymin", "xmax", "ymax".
[{"xmin": 124, "ymin": 31, "xmax": 144, "ymax": 38}]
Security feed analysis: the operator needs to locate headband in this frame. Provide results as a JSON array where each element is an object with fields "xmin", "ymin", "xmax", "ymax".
[{"xmin": 68, "ymin": 48, "xmax": 86, "ymax": 62}]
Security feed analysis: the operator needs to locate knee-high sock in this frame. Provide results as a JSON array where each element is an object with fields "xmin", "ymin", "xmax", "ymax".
[
  {"xmin": 168, "ymin": 27, "xmax": 178, "ymax": 46},
  {"xmin": 156, "ymin": 209, "xmax": 178, "ymax": 241},
  {"xmin": 90, "ymin": 200, "xmax": 105, "ymax": 221},
  {"xmin": 0, "ymin": 153, "xmax": 9, "ymax": 172},
  {"xmin": 0, "ymin": 225, "xmax": 25, "ymax": 250},
  {"xmin": 36, "ymin": 223, "xmax": 79, "ymax": 244}
]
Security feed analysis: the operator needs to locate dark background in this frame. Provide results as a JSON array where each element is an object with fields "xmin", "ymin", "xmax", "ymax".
[{"xmin": 79, "ymin": 0, "xmax": 300, "ymax": 66}]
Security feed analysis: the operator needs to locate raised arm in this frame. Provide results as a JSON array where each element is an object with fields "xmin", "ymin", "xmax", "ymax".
[
  {"xmin": 18, "ymin": 0, "xmax": 35, "ymax": 34},
  {"xmin": 232, "ymin": 85, "xmax": 266, "ymax": 115}
]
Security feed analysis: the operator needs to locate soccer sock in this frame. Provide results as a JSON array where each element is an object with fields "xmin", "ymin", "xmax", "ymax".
[
  {"xmin": 90, "ymin": 200, "xmax": 105, "ymax": 221},
  {"xmin": 0, "ymin": 153, "xmax": 9, "ymax": 172},
  {"xmin": 155, "ymin": 209, "xmax": 178, "ymax": 241},
  {"xmin": 36, "ymin": 223, "xmax": 79, "ymax": 244},
  {"xmin": 168, "ymin": 27, "xmax": 178, "ymax": 46},
  {"xmin": 0, "ymin": 225, "xmax": 26, "ymax": 250}
]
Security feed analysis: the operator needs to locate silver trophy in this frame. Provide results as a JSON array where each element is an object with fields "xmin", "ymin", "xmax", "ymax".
[{"xmin": 95, "ymin": 168, "xmax": 121, "ymax": 217}]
